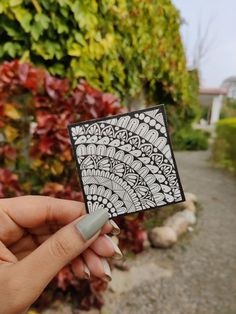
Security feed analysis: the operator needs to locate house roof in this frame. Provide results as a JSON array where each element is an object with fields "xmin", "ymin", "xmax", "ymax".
[
  {"xmin": 199, "ymin": 87, "xmax": 228, "ymax": 96},
  {"xmin": 222, "ymin": 76, "xmax": 236, "ymax": 86}
]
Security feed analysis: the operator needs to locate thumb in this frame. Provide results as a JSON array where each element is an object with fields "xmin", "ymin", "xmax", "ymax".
[{"xmin": 14, "ymin": 208, "xmax": 109, "ymax": 296}]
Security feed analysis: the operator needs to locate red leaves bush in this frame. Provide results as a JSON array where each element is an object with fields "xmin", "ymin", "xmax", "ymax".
[
  {"xmin": 0, "ymin": 60, "xmax": 147, "ymax": 310},
  {"xmin": 0, "ymin": 168, "xmax": 22, "ymax": 197},
  {"xmin": 0, "ymin": 60, "xmax": 123, "ymax": 196}
]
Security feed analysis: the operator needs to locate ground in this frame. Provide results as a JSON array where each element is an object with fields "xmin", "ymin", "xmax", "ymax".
[
  {"xmin": 42, "ymin": 151, "xmax": 236, "ymax": 314},
  {"xmin": 103, "ymin": 151, "xmax": 236, "ymax": 314}
]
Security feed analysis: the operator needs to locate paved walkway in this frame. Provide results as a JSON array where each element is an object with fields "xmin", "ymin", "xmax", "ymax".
[{"xmin": 104, "ymin": 151, "xmax": 236, "ymax": 314}]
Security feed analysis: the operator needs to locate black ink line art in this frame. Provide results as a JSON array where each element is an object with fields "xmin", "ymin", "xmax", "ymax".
[{"xmin": 68, "ymin": 105, "xmax": 185, "ymax": 218}]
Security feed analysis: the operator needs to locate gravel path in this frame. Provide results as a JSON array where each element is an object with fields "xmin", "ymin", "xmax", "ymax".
[{"xmin": 103, "ymin": 151, "xmax": 236, "ymax": 314}]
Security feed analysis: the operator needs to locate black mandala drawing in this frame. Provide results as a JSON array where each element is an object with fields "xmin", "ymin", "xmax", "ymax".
[{"xmin": 68, "ymin": 105, "xmax": 185, "ymax": 218}]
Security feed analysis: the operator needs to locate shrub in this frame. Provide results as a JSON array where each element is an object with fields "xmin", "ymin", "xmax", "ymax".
[
  {"xmin": 172, "ymin": 128, "xmax": 209, "ymax": 151},
  {"xmin": 0, "ymin": 0, "xmax": 199, "ymax": 129},
  {"xmin": 212, "ymin": 117, "xmax": 236, "ymax": 174},
  {"xmin": 0, "ymin": 60, "xmax": 147, "ymax": 310},
  {"xmin": 220, "ymin": 99, "xmax": 236, "ymax": 119}
]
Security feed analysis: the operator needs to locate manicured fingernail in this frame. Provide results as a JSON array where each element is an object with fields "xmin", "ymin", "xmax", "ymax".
[
  {"xmin": 100, "ymin": 258, "xmax": 112, "ymax": 282},
  {"xmin": 109, "ymin": 220, "xmax": 120, "ymax": 235},
  {"xmin": 83, "ymin": 264, "xmax": 90, "ymax": 279},
  {"xmin": 75, "ymin": 208, "xmax": 109, "ymax": 241},
  {"xmin": 104, "ymin": 235, "xmax": 123, "ymax": 260}
]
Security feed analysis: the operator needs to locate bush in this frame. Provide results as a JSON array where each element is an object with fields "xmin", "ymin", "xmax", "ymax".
[
  {"xmin": 0, "ymin": 0, "xmax": 199, "ymax": 128},
  {"xmin": 212, "ymin": 117, "xmax": 236, "ymax": 174},
  {"xmin": 172, "ymin": 128, "xmax": 209, "ymax": 151},
  {"xmin": 220, "ymin": 99, "xmax": 236, "ymax": 119},
  {"xmin": 0, "ymin": 60, "xmax": 147, "ymax": 311}
]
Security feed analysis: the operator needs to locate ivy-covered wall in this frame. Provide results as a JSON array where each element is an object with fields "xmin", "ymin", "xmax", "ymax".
[{"xmin": 0, "ymin": 0, "xmax": 198, "ymax": 121}]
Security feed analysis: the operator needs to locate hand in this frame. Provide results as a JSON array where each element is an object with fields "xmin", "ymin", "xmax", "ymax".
[{"xmin": 0, "ymin": 196, "xmax": 121, "ymax": 314}]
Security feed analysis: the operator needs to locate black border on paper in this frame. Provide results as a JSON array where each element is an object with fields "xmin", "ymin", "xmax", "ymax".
[{"xmin": 68, "ymin": 104, "xmax": 185, "ymax": 217}]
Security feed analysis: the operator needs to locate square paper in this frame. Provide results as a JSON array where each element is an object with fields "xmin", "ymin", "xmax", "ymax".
[{"xmin": 68, "ymin": 105, "xmax": 185, "ymax": 218}]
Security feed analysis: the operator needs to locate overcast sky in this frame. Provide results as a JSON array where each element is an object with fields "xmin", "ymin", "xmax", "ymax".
[{"xmin": 173, "ymin": 0, "xmax": 236, "ymax": 87}]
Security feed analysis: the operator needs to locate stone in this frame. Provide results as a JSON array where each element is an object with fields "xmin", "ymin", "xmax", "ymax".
[
  {"xmin": 79, "ymin": 310, "xmax": 99, "ymax": 314},
  {"xmin": 180, "ymin": 209, "xmax": 197, "ymax": 225},
  {"xmin": 175, "ymin": 199, "xmax": 196, "ymax": 213},
  {"xmin": 164, "ymin": 213, "xmax": 189, "ymax": 237},
  {"xmin": 143, "ymin": 238, "xmax": 151, "ymax": 249},
  {"xmin": 185, "ymin": 192, "xmax": 197, "ymax": 203},
  {"xmin": 188, "ymin": 226, "xmax": 194, "ymax": 232},
  {"xmin": 185, "ymin": 202, "xmax": 197, "ymax": 213},
  {"xmin": 148, "ymin": 226, "xmax": 177, "ymax": 248}
]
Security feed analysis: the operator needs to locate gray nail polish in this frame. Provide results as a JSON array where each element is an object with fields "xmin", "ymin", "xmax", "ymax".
[{"xmin": 75, "ymin": 208, "xmax": 109, "ymax": 240}]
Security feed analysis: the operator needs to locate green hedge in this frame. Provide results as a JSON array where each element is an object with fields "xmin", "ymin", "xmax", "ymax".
[
  {"xmin": 212, "ymin": 117, "xmax": 236, "ymax": 173},
  {"xmin": 172, "ymin": 128, "xmax": 209, "ymax": 151},
  {"xmin": 0, "ymin": 0, "xmax": 199, "ymax": 126},
  {"xmin": 220, "ymin": 99, "xmax": 236, "ymax": 119}
]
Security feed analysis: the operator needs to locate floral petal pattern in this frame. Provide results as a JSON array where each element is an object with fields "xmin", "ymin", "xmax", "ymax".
[{"xmin": 69, "ymin": 105, "xmax": 184, "ymax": 217}]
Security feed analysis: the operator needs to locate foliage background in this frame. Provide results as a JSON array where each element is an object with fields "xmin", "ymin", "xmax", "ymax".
[
  {"xmin": 0, "ymin": 0, "xmax": 199, "ymax": 133},
  {"xmin": 0, "ymin": 0, "xmax": 201, "ymax": 310},
  {"xmin": 220, "ymin": 98, "xmax": 236, "ymax": 119},
  {"xmin": 212, "ymin": 117, "xmax": 236, "ymax": 174}
]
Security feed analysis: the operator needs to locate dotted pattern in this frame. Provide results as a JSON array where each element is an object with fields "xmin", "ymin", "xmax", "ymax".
[{"xmin": 69, "ymin": 105, "xmax": 184, "ymax": 217}]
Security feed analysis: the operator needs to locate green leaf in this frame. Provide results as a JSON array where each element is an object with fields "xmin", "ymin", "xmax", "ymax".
[
  {"xmin": 35, "ymin": 13, "xmax": 50, "ymax": 29},
  {"xmin": 0, "ymin": 1, "xmax": 9, "ymax": 13},
  {"xmin": 11, "ymin": 7, "xmax": 32, "ymax": 32},
  {"xmin": 71, "ymin": 2, "xmax": 97, "ymax": 30},
  {"xmin": 40, "ymin": 0, "xmax": 50, "ymax": 10},
  {"xmin": 20, "ymin": 50, "xmax": 30, "ymax": 62},
  {"xmin": 58, "ymin": 0, "xmax": 71, "ymax": 6},
  {"xmin": 67, "ymin": 42, "xmax": 81, "ymax": 57},
  {"xmin": 31, "ymin": 13, "xmax": 50, "ymax": 40},
  {"xmin": 0, "ymin": 17, "xmax": 22, "ymax": 39},
  {"xmin": 32, "ymin": 40, "xmax": 63, "ymax": 60},
  {"xmin": 31, "ymin": 22, "xmax": 42, "ymax": 40},
  {"xmin": 74, "ymin": 32, "xmax": 86, "ymax": 46},
  {"xmin": 48, "ymin": 63, "xmax": 65, "ymax": 76},
  {"xmin": 9, "ymin": 0, "xmax": 23, "ymax": 7},
  {"xmin": 3, "ymin": 42, "xmax": 22, "ymax": 57},
  {"xmin": 0, "ymin": 45, "xmax": 4, "ymax": 58},
  {"xmin": 52, "ymin": 15, "xmax": 69, "ymax": 34}
]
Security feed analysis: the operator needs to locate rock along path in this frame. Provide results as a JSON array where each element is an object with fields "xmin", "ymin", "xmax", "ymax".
[{"xmin": 103, "ymin": 151, "xmax": 236, "ymax": 314}]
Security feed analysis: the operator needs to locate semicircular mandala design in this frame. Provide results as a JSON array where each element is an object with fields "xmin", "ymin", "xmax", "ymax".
[{"xmin": 69, "ymin": 105, "xmax": 185, "ymax": 218}]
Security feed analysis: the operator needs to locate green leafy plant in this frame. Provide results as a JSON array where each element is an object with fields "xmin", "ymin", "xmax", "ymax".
[
  {"xmin": 0, "ymin": 0, "xmax": 199, "ymax": 130},
  {"xmin": 220, "ymin": 98, "xmax": 236, "ymax": 119},
  {"xmin": 172, "ymin": 128, "xmax": 209, "ymax": 151},
  {"xmin": 212, "ymin": 117, "xmax": 236, "ymax": 174}
]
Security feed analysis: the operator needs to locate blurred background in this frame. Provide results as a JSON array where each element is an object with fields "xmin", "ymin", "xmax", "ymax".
[{"xmin": 0, "ymin": 0, "xmax": 235, "ymax": 313}]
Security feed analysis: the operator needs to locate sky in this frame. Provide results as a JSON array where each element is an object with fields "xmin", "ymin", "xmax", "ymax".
[{"xmin": 172, "ymin": 0, "xmax": 236, "ymax": 88}]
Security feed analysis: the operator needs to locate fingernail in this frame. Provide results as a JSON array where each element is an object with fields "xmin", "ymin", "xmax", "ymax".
[
  {"xmin": 109, "ymin": 220, "xmax": 120, "ymax": 235},
  {"xmin": 104, "ymin": 235, "xmax": 123, "ymax": 260},
  {"xmin": 75, "ymin": 208, "xmax": 109, "ymax": 241},
  {"xmin": 100, "ymin": 258, "xmax": 112, "ymax": 282},
  {"xmin": 83, "ymin": 264, "xmax": 90, "ymax": 279}
]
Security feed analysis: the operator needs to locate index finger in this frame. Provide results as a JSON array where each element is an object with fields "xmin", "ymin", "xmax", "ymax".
[{"xmin": 1, "ymin": 196, "xmax": 86, "ymax": 228}]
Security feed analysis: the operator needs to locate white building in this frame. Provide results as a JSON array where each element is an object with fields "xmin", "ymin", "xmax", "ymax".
[
  {"xmin": 199, "ymin": 87, "xmax": 227, "ymax": 125},
  {"xmin": 199, "ymin": 76, "xmax": 236, "ymax": 125}
]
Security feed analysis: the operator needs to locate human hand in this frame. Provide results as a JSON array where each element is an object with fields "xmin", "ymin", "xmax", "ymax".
[{"xmin": 0, "ymin": 196, "xmax": 121, "ymax": 314}]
